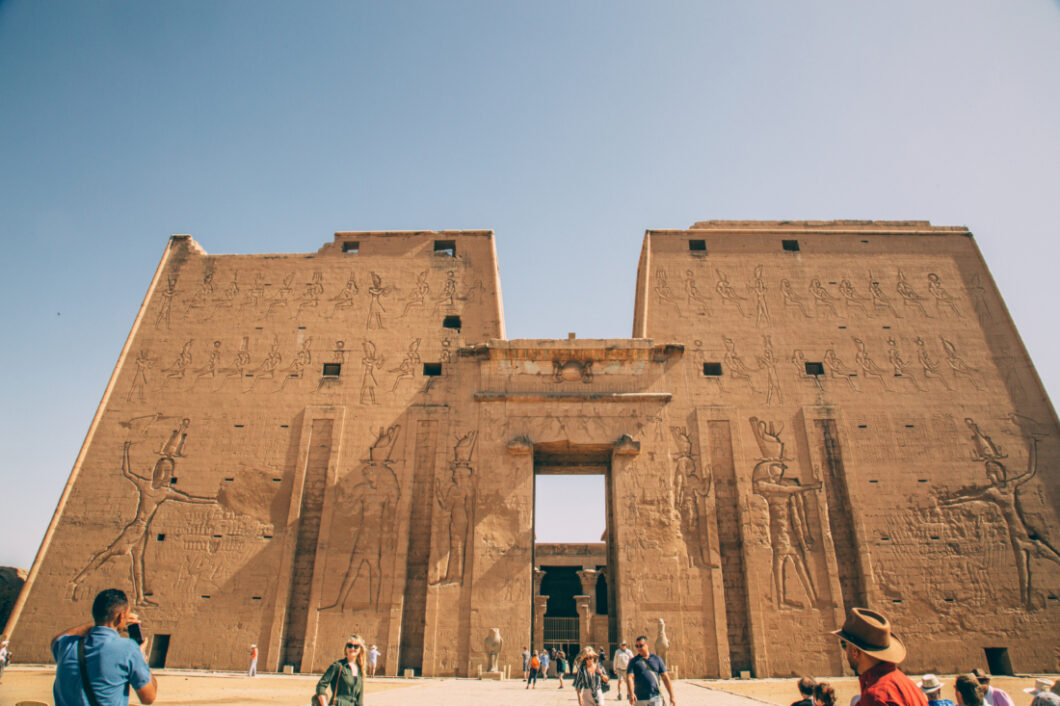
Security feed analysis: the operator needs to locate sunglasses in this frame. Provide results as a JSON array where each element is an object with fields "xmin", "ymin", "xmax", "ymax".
[
  {"xmin": 346, "ymin": 643, "xmax": 362, "ymax": 650},
  {"xmin": 635, "ymin": 643, "xmax": 647, "ymax": 648}
]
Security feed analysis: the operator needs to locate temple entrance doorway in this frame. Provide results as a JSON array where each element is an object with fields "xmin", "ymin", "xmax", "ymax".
[{"xmin": 532, "ymin": 441, "xmax": 617, "ymax": 674}]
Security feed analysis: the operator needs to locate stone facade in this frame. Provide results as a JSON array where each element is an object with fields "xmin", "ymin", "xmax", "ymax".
[{"xmin": 5, "ymin": 222, "xmax": 1059, "ymax": 677}]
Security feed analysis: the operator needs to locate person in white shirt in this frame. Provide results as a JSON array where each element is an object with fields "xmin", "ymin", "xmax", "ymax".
[
  {"xmin": 612, "ymin": 640, "xmax": 634, "ymax": 701},
  {"xmin": 972, "ymin": 669, "xmax": 1014, "ymax": 706},
  {"xmin": 367, "ymin": 644, "xmax": 381, "ymax": 677}
]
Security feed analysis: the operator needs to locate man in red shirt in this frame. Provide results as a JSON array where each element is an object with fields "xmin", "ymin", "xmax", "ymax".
[{"xmin": 832, "ymin": 608, "xmax": 927, "ymax": 706}]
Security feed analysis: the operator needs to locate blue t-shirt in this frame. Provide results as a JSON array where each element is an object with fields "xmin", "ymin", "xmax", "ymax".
[
  {"xmin": 627, "ymin": 653, "xmax": 667, "ymax": 700},
  {"xmin": 52, "ymin": 626, "xmax": 152, "ymax": 706},
  {"xmin": 929, "ymin": 700, "xmax": 956, "ymax": 706}
]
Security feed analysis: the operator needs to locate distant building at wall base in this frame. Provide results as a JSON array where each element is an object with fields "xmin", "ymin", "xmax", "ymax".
[{"xmin": 6, "ymin": 221, "xmax": 1059, "ymax": 677}]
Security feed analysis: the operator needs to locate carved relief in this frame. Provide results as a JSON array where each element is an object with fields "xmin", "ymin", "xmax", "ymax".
[
  {"xmin": 366, "ymin": 272, "xmax": 391, "ymax": 329},
  {"xmin": 189, "ymin": 340, "xmax": 222, "ymax": 389},
  {"xmin": 360, "ymin": 340, "xmax": 383, "ymax": 405},
  {"xmin": 852, "ymin": 337, "xmax": 890, "ymax": 391},
  {"xmin": 780, "ymin": 279, "xmax": 811, "ymax": 318},
  {"xmin": 938, "ymin": 419, "xmax": 1060, "ymax": 607},
  {"xmin": 722, "ymin": 336, "xmax": 753, "ymax": 382},
  {"xmin": 940, "ymin": 337, "xmax": 981, "ymax": 390},
  {"xmin": 184, "ymin": 266, "xmax": 214, "ymax": 317},
  {"xmin": 434, "ymin": 270, "xmax": 457, "ymax": 310},
  {"xmin": 265, "ymin": 273, "xmax": 294, "ymax": 317},
  {"xmin": 915, "ymin": 336, "xmax": 952, "ymax": 391},
  {"xmin": 683, "ymin": 270, "xmax": 711, "ymax": 315},
  {"xmin": 886, "ymin": 337, "xmax": 925, "ymax": 392},
  {"xmin": 715, "ymin": 269, "xmax": 749, "ymax": 317},
  {"xmin": 896, "ymin": 269, "xmax": 931, "ymax": 317},
  {"xmin": 73, "ymin": 420, "xmax": 217, "ymax": 606},
  {"xmin": 277, "ymin": 338, "xmax": 312, "ymax": 390},
  {"xmin": 552, "ymin": 359, "xmax": 593, "ymax": 384},
  {"xmin": 161, "ymin": 339, "xmax": 193, "ymax": 386},
  {"xmin": 247, "ymin": 337, "xmax": 282, "ymax": 389},
  {"xmin": 321, "ymin": 425, "xmax": 402, "ymax": 611},
  {"xmin": 402, "ymin": 270, "xmax": 430, "ymax": 316},
  {"xmin": 927, "ymin": 273, "xmax": 962, "ymax": 318},
  {"xmin": 868, "ymin": 272, "xmax": 900, "ymax": 318},
  {"xmin": 823, "ymin": 349, "xmax": 858, "ymax": 391},
  {"xmin": 654, "ymin": 269, "xmax": 681, "ymax": 316},
  {"xmin": 748, "ymin": 265, "xmax": 770, "ymax": 327},
  {"xmin": 390, "ymin": 339, "xmax": 421, "ymax": 391},
  {"xmin": 838, "ymin": 278, "xmax": 871, "ymax": 317},
  {"xmin": 967, "ymin": 274, "xmax": 992, "ymax": 324},
  {"xmin": 295, "ymin": 271, "xmax": 325, "ymax": 316},
  {"xmin": 758, "ymin": 335, "xmax": 782, "ymax": 405},
  {"xmin": 671, "ymin": 426, "xmax": 712, "ymax": 568},
  {"xmin": 328, "ymin": 273, "xmax": 359, "ymax": 318},
  {"xmin": 750, "ymin": 417, "xmax": 821, "ymax": 609},
  {"xmin": 808, "ymin": 279, "xmax": 838, "ymax": 318},
  {"xmin": 155, "ymin": 276, "xmax": 177, "ymax": 329},
  {"xmin": 126, "ymin": 350, "xmax": 152, "ymax": 402},
  {"xmin": 221, "ymin": 336, "xmax": 251, "ymax": 386},
  {"xmin": 433, "ymin": 431, "xmax": 477, "ymax": 585}
]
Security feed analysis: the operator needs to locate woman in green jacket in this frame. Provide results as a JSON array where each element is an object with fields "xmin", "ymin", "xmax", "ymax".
[{"xmin": 316, "ymin": 635, "xmax": 366, "ymax": 706}]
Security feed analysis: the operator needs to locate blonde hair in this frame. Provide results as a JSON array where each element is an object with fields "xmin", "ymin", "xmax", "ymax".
[
  {"xmin": 345, "ymin": 634, "xmax": 368, "ymax": 674},
  {"xmin": 574, "ymin": 646, "xmax": 597, "ymax": 669}
]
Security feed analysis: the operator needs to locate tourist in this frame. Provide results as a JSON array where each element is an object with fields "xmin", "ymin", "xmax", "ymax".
[
  {"xmin": 792, "ymin": 677, "xmax": 817, "ymax": 706},
  {"xmin": 0, "ymin": 639, "xmax": 9, "ymax": 681},
  {"xmin": 955, "ymin": 674, "xmax": 985, "ymax": 706},
  {"xmin": 367, "ymin": 644, "xmax": 380, "ymax": 677},
  {"xmin": 522, "ymin": 645, "xmax": 531, "ymax": 680},
  {"xmin": 316, "ymin": 635, "xmax": 366, "ymax": 706},
  {"xmin": 831, "ymin": 607, "xmax": 926, "ymax": 706},
  {"xmin": 814, "ymin": 682, "xmax": 837, "ymax": 706},
  {"xmin": 248, "ymin": 643, "xmax": 258, "ymax": 677},
  {"xmin": 557, "ymin": 650, "xmax": 568, "ymax": 688},
  {"xmin": 526, "ymin": 651, "xmax": 540, "ymax": 688},
  {"xmin": 51, "ymin": 587, "xmax": 157, "ymax": 706},
  {"xmin": 574, "ymin": 646, "xmax": 610, "ymax": 706},
  {"xmin": 1025, "ymin": 679, "xmax": 1060, "ymax": 706},
  {"xmin": 972, "ymin": 669, "xmax": 1014, "ymax": 706},
  {"xmin": 540, "ymin": 648, "xmax": 551, "ymax": 679},
  {"xmin": 613, "ymin": 640, "xmax": 634, "ymax": 701},
  {"xmin": 919, "ymin": 674, "xmax": 954, "ymax": 706},
  {"xmin": 625, "ymin": 634, "xmax": 675, "ymax": 706}
]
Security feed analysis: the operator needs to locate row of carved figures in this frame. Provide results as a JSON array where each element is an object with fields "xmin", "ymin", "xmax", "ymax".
[
  {"xmin": 656, "ymin": 266, "xmax": 993, "ymax": 326},
  {"xmin": 155, "ymin": 266, "xmax": 486, "ymax": 329}
]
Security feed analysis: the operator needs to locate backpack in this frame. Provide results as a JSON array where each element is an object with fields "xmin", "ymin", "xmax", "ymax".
[{"xmin": 530, "ymin": 655, "xmax": 540, "ymax": 670}]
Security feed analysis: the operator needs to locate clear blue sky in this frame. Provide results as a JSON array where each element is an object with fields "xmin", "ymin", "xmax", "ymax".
[{"xmin": 2, "ymin": 1, "xmax": 1059, "ymax": 569}]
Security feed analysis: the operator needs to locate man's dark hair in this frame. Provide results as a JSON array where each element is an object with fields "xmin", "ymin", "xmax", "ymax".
[
  {"xmin": 92, "ymin": 588, "xmax": 129, "ymax": 625},
  {"xmin": 955, "ymin": 674, "xmax": 985, "ymax": 706},
  {"xmin": 799, "ymin": 677, "xmax": 817, "ymax": 696},
  {"xmin": 635, "ymin": 635, "xmax": 648, "ymax": 644}
]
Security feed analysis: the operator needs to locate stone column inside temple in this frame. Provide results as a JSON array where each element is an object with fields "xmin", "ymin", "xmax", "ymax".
[
  {"xmin": 533, "ymin": 568, "xmax": 546, "ymax": 596},
  {"xmin": 575, "ymin": 595, "xmax": 592, "ymax": 648},
  {"xmin": 533, "ymin": 595, "xmax": 549, "ymax": 651},
  {"xmin": 576, "ymin": 569, "xmax": 599, "ymax": 611}
]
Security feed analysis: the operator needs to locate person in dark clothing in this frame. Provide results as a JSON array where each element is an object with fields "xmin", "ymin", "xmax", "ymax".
[
  {"xmin": 316, "ymin": 635, "xmax": 366, "ymax": 706},
  {"xmin": 792, "ymin": 677, "xmax": 817, "ymax": 706}
]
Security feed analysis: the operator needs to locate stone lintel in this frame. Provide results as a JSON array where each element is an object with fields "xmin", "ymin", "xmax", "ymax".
[{"xmin": 475, "ymin": 391, "xmax": 672, "ymax": 403}]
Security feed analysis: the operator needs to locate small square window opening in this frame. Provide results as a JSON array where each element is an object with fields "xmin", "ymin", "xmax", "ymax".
[
  {"xmin": 322, "ymin": 363, "xmax": 341, "ymax": 377},
  {"xmin": 423, "ymin": 363, "xmax": 442, "ymax": 376},
  {"xmin": 341, "ymin": 241, "xmax": 360, "ymax": 254},
  {"xmin": 434, "ymin": 240, "xmax": 456, "ymax": 257},
  {"xmin": 782, "ymin": 239, "xmax": 800, "ymax": 252},
  {"xmin": 805, "ymin": 361, "xmax": 825, "ymax": 376},
  {"xmin": 443, "ymin": 315, "xmax": 462, "ymax": 330},
  {"xmin": 702, "ymin": 362, "xmax": 723, "ymax": 376},
  {"xmin": 688, "ymin": 239, "xmax": 707, "ymax": 253}
]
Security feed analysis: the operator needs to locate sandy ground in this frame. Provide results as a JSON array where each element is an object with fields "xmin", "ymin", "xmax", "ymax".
[{"xmin": 0, "ymin": 667, "xmax": 1054, "ymax": 706}]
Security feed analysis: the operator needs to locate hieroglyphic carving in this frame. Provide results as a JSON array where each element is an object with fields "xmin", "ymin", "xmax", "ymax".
[
  {"xmin": 809, "ymin": 279, "xmax": 838, "ymax": 318},
  {"xmin": 295, "ymin": 272, "xmax": 324, "ymax": 317},
  {"xmin": 328, "ymin": 273, "xmax": 359, "ymax": 318},
  {"xmin": 823, "ymin": 349, "xmax": 858, "ymax": 391},
  {"xmin": 126, "ymin": 350, "xmax": 152, "ymax": 402},
  {"xmin": 433, "ymin": 431, "xmax": 477, "ymax": 585},
  {"xmin": 758, "ymin": 336, "xmax": 782, "ymax": 405},
  {"xmin": 839, "ymin": 278, "xmax": 871, "ymax": 317},
  {"xmin": 390, "ymin": 339, "xmax": 421, "ymax": 391},
  {"xmin": 915, "ymin": 336, "xmax": 952, "ymax": 390},
  {"xmin": 715, "ymin": 269, "xmax": 749, "ymax": 317},
  {"xmin": 434, "ymin": 270, "xmax": 457, "ymax": 311},
  {"xmin": 750, "ymin": 417, "xmax": 821, "ymax": 609},
  {"xmin": 780, "ymin": 279, "xmax": 811, "ymax": 318},
  {"xmin": 247, "ymin": 337, "xmax": 281, "ymax": 390},
  {"xmin": 748, "ymin": 265, "xmax": 770, "ymax": 326},
  {"xmin": 161, "ymin": 339, "xmax": 193, "ymax": 386},
  {"xmin": 402, "ymin": 270, "xmax": 430, "ymax": 316},
  {"xmin": 896, "ymin": 269, "xmax": 931, "ymax": 317},
  {"xmin": 722, "ymin": 336, "xmax": 753, "ymax": 383},
  {"xmin": 671, "ymin": 426, "xmax": 712, "ymax": 568},
  {"xmin": 73, "ymin": 420, "xmax": 217, "ymax": 606},
  {"xmin": 852, "ymin": 337, "xmax": 890, "ymax": 391},
  {"xmin": 967, "ymin": 274, "xmax": 992, "ymax": 324},
  {"xmin": 215, "ymin": 270, "xmax": 239, "ymax": 310},
  {"xmin": 868, "ymin": 272, "xmax": 900, "ymax": 318},
  {"xmin": 184, "ymin": 265, "xmax": 214, "ymax": 317},
  {"xmin": 321, "ymin": 425, "xmax": 401, "ymax": 611},
  {"xmin": 190, "ymin": 340, "xmax": 222, "ymax": 389},
  {"xmin": 938, "ymin": 419, "xmax": 1060, "ymax": 607},
  {"xmin": 265, "ymin": 273, "xmax": 295, "ymax": 317},
  {"xmin": 155, "ymin": 276, "xmax": 177, "ymax": 329},
  {"xmin": 277, "ymin": 338, "xmax": 312, "ymax": 390},
  {"xmin": 360, "ymin": 340, "xmax": 383, "ymax": 404},
  {"xmin": 552, "ymin": 359, "xmax": 593, "ymax": 384},
  {"xmin": 221, "ymin": 336, "xmax": 251, "ymax": 386},
  {"xmin": 654, "ymin": 269, "xmax": 681, "ymax": 316},
  {"xmin": 366, "ymin": 272, "xmax": 391, "ymax": 329},
  {"xmin": 684, "ymin": 270, "xmax": 711, "ymax": 315},
  {"xmin": 927, "ymin": 273, "xmax": 962, "ymax": 318},
  {"xmin": 886, "ymin": 337, "xmax": 925, "ymax": 392},
  {"xmin": 940, "ymin": 337, "xmax": 981, "ymax": 390},
  {"xmin": 240, "ymin": 273, "xmax": 266, "ymax": 312}
]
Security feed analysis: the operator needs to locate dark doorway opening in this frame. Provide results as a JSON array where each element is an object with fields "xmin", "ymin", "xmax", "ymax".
[
  {"xmin": 984, "ymin": 647, "xmax": 1013, "ymax": 676},
  {"xmin": 148, "ymin": 634, "xmax": 170, "ymax": 668}
]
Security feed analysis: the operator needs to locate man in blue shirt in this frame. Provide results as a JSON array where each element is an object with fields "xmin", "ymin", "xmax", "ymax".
[
  {"xmin": 52, "ymin": 588, "xmax": 157, "ymax": 706},
  {"xmin": 625, "ymin": 634, "xmax": 676, "ymax": 706}
]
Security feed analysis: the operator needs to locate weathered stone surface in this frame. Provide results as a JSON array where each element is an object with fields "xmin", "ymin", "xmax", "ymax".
[
  {"xmin": 4, "ymin": 222, "xmax": 1059, "ymax": 678},
  {"xmin": 0, "ymin": 567, "xmax": 27, "ymax": 638}
]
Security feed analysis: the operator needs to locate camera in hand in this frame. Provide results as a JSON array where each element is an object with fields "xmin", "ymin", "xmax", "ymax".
[{"xmin": 127, "ymin": 623, "xmax": 144, "ymax": 645}]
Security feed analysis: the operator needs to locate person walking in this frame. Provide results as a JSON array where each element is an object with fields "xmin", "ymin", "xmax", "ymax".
[
  {"xmin": 557, "ymin": 650, "xmax": 568, "ymax": 689},
  {"xmin": 920, "ymin": 674, "xmax": 955, "ymax": 706},
  {"xmin": 612, "ymin": 641, "xmax": 634, "ymax": 701},
  {"xmin": 367, "ymin": 645, "xmax": 380, "ymax": 677},
  {"xmin": 248, "ymin": 644, "xmax": 258, "ymax": 677},
  {"xmin": 831, "ymin": 608, "xmax": 926, "ymax": 706},
  {"xmin": 625, "ymin": 635, "xmax": 675, "ymax": 706},
  {"xmin": 573, "ymin": 646, "xmax": 610, "ymax": 706},
  {"xmin": 522, "ymin": 645, "xmax": 531, "ymax": 681},
  {"xmin": 316, "ymin": 635, "xmax": 366, "ymax": 706},
  {"xmin": 526, "ymin": 651, "xmax": 540, "ymax": 689},
  {"xmin": 51, "ymin": 587, "xmax": 157, "ymax": 706},
  {"xmin": 539, "ymin": 649, "xmax": 551, "ymax": 679}
]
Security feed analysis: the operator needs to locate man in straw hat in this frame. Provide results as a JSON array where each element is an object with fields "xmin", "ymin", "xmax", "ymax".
[
  {"xmin": 831, "ymin": 608, "xmax": 926, "ymax": 706},
  {"xmin": 1025, "ymin": 678, "xmax": 1060, "ymax": 706},
  {"xmin": 919, "ymin": 674, "xmax": 954, "ymax": 706}
]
